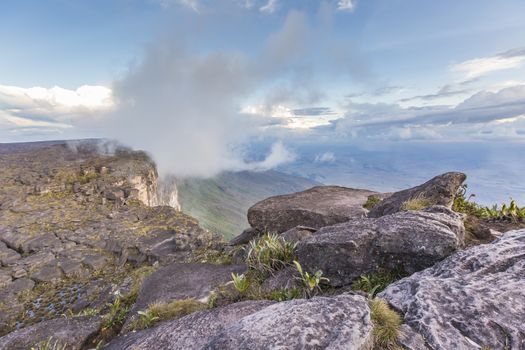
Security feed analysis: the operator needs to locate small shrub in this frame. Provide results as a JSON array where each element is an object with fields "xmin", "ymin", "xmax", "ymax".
[
  {"xmin": 267, "ymin": 287, "xmax": 302, "ymax": 302},
  {"xmin": 369, "ymin": 298, "xmax": 402, "ymax": 350},
  {"xmin": 102, "ymin": 293, "xmax": 132, "ymax": 330},
  {"xmin": 131, "ymin": 299, "xmax": 207, "ymax": 331},
  {"xmin": 363, "ymin": 195, "xmax": 381, "ymax": 210},
  {"xmin": 231, "ymin": 273, "xmax": 250, "ymax": 293},
  {"xmin": 452, "ymin": 184, "xmax": 487, "ymax": 218},
  {"xmin": 77, "ymin": 307, "xmax": 99, "ymax": 316},
  {"xmin": 352, "ymin": 271, "xmax": 401, "ymax": 297},
  {"xmin": 246, "ymin": 233, "xmax": 297, "ymax": 274},
  {"xmin": 293, "ymin": 260, "xmax": 328, "ymax": 298}
]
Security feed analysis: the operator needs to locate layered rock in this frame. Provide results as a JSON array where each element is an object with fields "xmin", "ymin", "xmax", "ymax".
[
  {"xmin": 247, "ymin": 186, "xmax": 379, "ymax": 234},
  {"xmin": 380, "ymin": 229, "xmax": 525, "ymax": 350},
  {"xmin": 297, "ymin": 206, "xmax": 465, "ymax": 286},
  {"xmin": 368, "ymin": 172, "xmax": 466, "ymax": 218}
]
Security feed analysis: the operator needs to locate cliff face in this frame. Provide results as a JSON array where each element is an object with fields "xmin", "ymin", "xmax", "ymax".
[{"xmin": 0, "ymin": 140, "xmax": 221, "ymax": 336}]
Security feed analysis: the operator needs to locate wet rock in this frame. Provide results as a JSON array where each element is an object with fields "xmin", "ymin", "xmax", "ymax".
[
  {"xmin": 0, "ymin": 315, "xmax": 102, "ymax": 350},
  {"xmin": 206, "ymin": 294, "xmax": 373, "ymax": 350},
  {"xmin": 248, "ymin": 186, "xmax": 379, "ymax": 234},
  {"xmin": 297, "ymin": 206, "xmax": 465, "ymax": 286},
  {"xmin": 104, "ymin": 301, "xmax": 274, "ymax": 350},
  {"xmin": 380, "ymin": 229, "xmax": 525, "ymax": 350},
  {"xmin": 368, "ymin": 172, "xmax": 466, "ymax": 218}
]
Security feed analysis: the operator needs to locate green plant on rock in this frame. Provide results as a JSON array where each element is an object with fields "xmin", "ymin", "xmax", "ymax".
[
  {"xmin": 369, "ymin": 298, "xmax": 403, "ymax": 350},
  {"xmin": 246, "ymin": 233, "xmax": 297, "ymax": 275},
  {"xmin": 402, "ymin": 197, "xmax": 433, "ymax": 211},
  {"xmin": 293, "ymin": 260, "xmax": 328, "ymax": 298},
  {"xmin": 31, "ymin": 337, "xmax": 67, "ymax": 350},
  {"xmin": 352, "ymin": 271, "xmax": 402, "ymax": 297},
  {"xmin": 102, "ymin": 292, "xmax": 135, "ymax": 331},
  {"xmin": 231, "ymin": 272, "xmax": 250, "ymax": 294},
  {"xmin": 131, "ymin": 298, "xmax": 207, "ymax": 331},
  {"xmin": 267, "ymin": 287, "xmax": 302, "ymax": 302},
  {"xmin": 452, "ymin": 184, "xmax": 487, "ymax": 218},
  {"xmin": 363, "ymin": 195, "xmax": 382, "ymax": 210}
]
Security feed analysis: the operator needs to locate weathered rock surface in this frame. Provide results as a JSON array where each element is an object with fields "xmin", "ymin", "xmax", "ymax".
[
  {"xmin": 0, "ymin": 315, "xmax": 102, "ymax": 350},
  {"xmin": 247, "ymin": 186, "xmax": 379, "ymax": 234},
  {"xmin": 205, "ymin": 294, "xmax": 373, "ymax": 350},
  {"xmin": 123, "ymin": 263, "xmax": 246, "ymax": 329},
  {"xmin": 297, "ymin": 206, "xmax": 465, "ymax": 286},
  {"xmin": 368, "ymin": 172, "xmax": 466, "ymax": 218},
  {"xmin": 105, "ymin": 301, "xmax": 274, "ymax": 350},
  {"xmin": 380, "ymin": 229, "xmax": 525, "ymax": 350},
  {"xmin": 229, "ymin": 227, "xmax": 260, "ymax": 246},
  {"xmin": 280, "ymin": 225, "xmax": 317, "ymax": 244}
]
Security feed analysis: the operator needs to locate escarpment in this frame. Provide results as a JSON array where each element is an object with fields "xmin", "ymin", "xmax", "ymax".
[{"xmin": 1, "ymin": 141, "xmax": 524, "ymax": 350}]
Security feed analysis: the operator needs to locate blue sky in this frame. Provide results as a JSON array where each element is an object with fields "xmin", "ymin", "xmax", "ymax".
[{"xmin": 1, "ymin": 0, "xmax": 525, "ymax": 178}]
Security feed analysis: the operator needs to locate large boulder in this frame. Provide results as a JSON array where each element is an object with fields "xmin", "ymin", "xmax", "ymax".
[
  {"xmin": 0, "ymin": 316, "xmax": 102, "ymax": 350},
  {"xmin": 106, "ymin": 294, "xmax": 373, "ymax": 350},
  {"xmin": 205, "ymin": 294, "xmax": 373, "ymax": 350},
  {"xmin": 379, "ymin": 229, "xmax": 525, "ymax": 350},
  {"xmin": 368, "ymin": 172, "xmax": 466, "ymax": 218},
  {"xmin": 104, "ymin": 301, "xmax": 275, "ymax": 350},
  {"xmin": 247, "ymin": 186, "xmax": 379, "ymax": 234},
  {"xmin": 124, "ymin": 263, "xmax": 246, "ymax": 329},
  {"xmin": 297, "ymin": 206, "xmax": 465, "ymax": 286}
]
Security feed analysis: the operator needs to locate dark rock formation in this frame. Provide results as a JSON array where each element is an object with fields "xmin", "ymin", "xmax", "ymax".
[
  {"xmin": 0, "ymin": 315, "xmax": 102, "ymax": 350},
  {"xmin": 368, "ymin": 172, "xmax": 466, "ymax": 218},
  {"xmin": 297, "ymin": 206, "xmax": 465, "ymax": 286},
  {"xmin": 380, "ymin": 229, "xmax": 525, "ymax": 350},
  {"xmin": 247, "ymin": 186, "xmax": 379, "ymax": 234},
  {"xmin": 229, "ymin": 228, "xmax": 260, "ymax": 246}
]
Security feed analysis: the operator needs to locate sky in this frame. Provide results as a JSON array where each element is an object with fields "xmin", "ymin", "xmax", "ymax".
[{"xmin": 1, "ymin": 0, "xmax": 525, "ymax": 182}]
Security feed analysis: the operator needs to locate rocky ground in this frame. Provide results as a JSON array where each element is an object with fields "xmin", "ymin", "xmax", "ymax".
[{"xmin": 0, "ymin": 141, "xmax": 523, "ymax": 350}]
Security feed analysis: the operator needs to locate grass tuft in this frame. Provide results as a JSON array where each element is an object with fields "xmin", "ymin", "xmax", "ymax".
[
  {"xmin": 131, "ymin": 298, "xmax": 207, "ymax": 331},
  {"xmin": 369, "ymin": 298, "xmax": 403, "ymax": 350},
  {"xmin": 402, "ymin": 198, "xmax": 433, "ymax": 211},
  {"xmin": 246, "ymin": 233, "xmax": 297, "ymax": 275},
  {"xmin": 352, "ymin": 270, "xmax": 403, "ymax": 297},
  {"xmin": 363, "ymin": 195, "xmax": 382, "ymax": 210}
]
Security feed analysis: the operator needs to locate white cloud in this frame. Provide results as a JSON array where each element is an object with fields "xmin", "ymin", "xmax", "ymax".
[
  {"xmin": 153, "ymin": 0, "xmax": 199, "ymax": 11},
  {"xmin": 260, "ymin": 0, "xmax": 278, "ymax": 13},
  {"xmin": 451, "ymin": 49, "xmax": 525, "ymax": 80},
  {"xmin": 337, "ymin": 0, "xmax": 357, "ymax": 12}
]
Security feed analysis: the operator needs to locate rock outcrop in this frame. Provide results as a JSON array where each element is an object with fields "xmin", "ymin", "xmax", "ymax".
[
  {"xmin": 380, "ymin": 229, "xmax": 525, "ymax": 350},
  {"xmin": 247, "ymin": 186, "xmax": 379, "ymax": 234},
  {"xmin": 368, "ymin": 172, "xmax": 466, "ymax": 218},
  {"xmin": 106, "ymin": 294, "xmax": 373, "ymax": 350},
  {"xmin": 0, "ymin": 315, "xmax": 102, "ymax": 350},
  {"xmin": 297, "ymin": 206, "xmax": 465, "ymax": 286}
]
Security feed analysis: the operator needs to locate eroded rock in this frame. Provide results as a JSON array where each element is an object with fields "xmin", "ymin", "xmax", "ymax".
[
  {"xmin": 368, "ymin": 172, "xmax": 466, "ymax": 218},
  {"xmin": 297, "ymin": 206, "xmax": 465, "ymax": 286},
  {"xmin": 248, "ymin": 186, "xmax": 379, "ymax": 234},
  {"xmin": 380, "ymin": 229, "xmax": 525, "ymax": 350}
]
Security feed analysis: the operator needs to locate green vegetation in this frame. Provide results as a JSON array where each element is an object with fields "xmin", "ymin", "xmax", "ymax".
[
  {"xmin": 369, "ymin": 298, "xmax": 403, "ymax": 350},
  {"xmin": 246, "ymin": 233, "xmax": 297, "ymax": 275},
  {"xmin": 31, "ymin": 337, "xmax": 67, "ymax": 350},
  {"xmin": 102, "ymin": 292, "xmax": 135, "ymax": 331},
  {"xmin": 293, "ymin": 260, "xmax": 328, "ymax": 298},
  {"xmin": 352, "ymin": 270, "xmax": 403, "ymax": 297},
  {"xmin": 267, "ymin": 287, "xmax": 302, "ymax": 302},
  {"xmin": 453, "ymin": 184, "xmax": 525, "ymax": 223},
  {"xmin": 231, "ymin": 273, "xmax": 250, "ymax": 293},
  {"xmin": 402, "ymin": 197, "xmax": 433, "ymax": 211},
  {"xmin": 363, "ymin": 195, "xmax": 382, "ymax": 210},
  {"xmin": 131, "ymin": 299, "xmax": 207, "ymax": 331}
]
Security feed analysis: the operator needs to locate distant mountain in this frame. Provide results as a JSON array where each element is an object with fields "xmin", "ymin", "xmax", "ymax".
[{"xmin": 175, "ymin": 170, "xmax": 320, "ymax": 240}]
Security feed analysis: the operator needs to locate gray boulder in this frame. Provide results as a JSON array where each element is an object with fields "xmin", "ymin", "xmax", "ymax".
[
  {"xmin": 248, "ymin": 186, "xmax": 379, "ymax": 234},
  {"xmin": 380, "ymin": 229, "xmax": 525, "ymax": 350},
  {"xmin": 280, "ymin": 226, "xmax": 317, "ymax": 244},
  {"xmin": 205, "ymin": 294, "xmax": 373, "ymax": 350},
  {"xmin": 124, "ymin": 263, "xmax": 246, "ymax": 329},
  {"xmin": 0, "ymin": 315, "xmax": 102, "ymax": 350},
  {"xmin": 104, "ymin": 301, "xmax": 274, "ymax": 350},
  {"xmin": 368, "ymin": 172, "xmax": 466, "ymax": 218},
  {"xmin": 297, "ymin": 206, "xmax": 465, "ymax": 286},
  {"xmin": 229, "ymin": 228, "xmax": 260, "ymax": 246}
]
